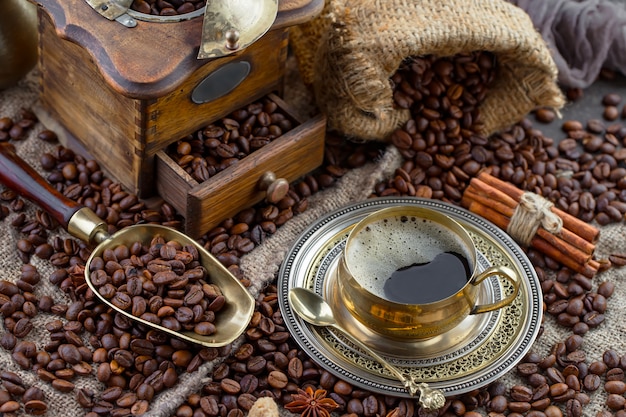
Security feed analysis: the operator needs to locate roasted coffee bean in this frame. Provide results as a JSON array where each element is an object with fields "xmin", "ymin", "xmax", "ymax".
[
  {"xmin": 606, "ymin": 393, "xmax": 626, "ymax": 410},
  {"xmin": 0, "ymin": 389, "xmax": 11, "ymax": 405},
  {"xmin": 0, "ymin": 401, "xmax": 21, "ymax": 413},
  {"xmin": 581, "ymin": 374, "xmax": 601, "ymax": 392},
  {"xmin": 51, "ymin": 378, "xmax": 75, "ymax": 392},
  {"xmin": 0, "ymin": 331, "xmax": 17, "ymax": 350},
  {"xmin": 129, "ymin": 339, "xmax": 155, "ymax": 356},
  {"xmin": 287, "ymin": 357, "xmax": 304, "ymax": 379},
  {"xmin": 115, "ymin": 392, "xmax": 137, "ymax": 408},
  {"xmin": 161, "ymin": 367, "xmax": 177, "ymax": 388},
  {"xmin": 220, "ymin": 378, "xmax": 241, "ymax": 395},
  {"xmin": 603, "ymin": 93, "xmax": 622, "ymax": 106},
  {"xmin": 234, "ymin": 393, "xmax": 255, "ymax": 411},
  {"xmin": 510, "ymin": 385, "xmax": 533, "ymax": 402},
  {"xmin": 609, "ymin": 253, "xmax": 626, "ymax": 266},
  {"xmin": 12, "ymin": 317, "xmax": 33, "ymax": 337},
  {"xmin": 536, "ymin": 108, "xmax": 557, "ymax": 123},
  {"xmin": 58, "ymin": 344, "xmax": 82, "ymax": 365},
  {"xmin": 197, "ymin": 396, "xmax": 218, "ymax": 415},
  {"xmin": 266, "ymin": 370, "xmax": 287, "ymax": 389},
  {"xmin": 193, "ymin": 321, "xmax": 216, "ymax": 336},
  {"xmin": 565, "ymin": 398, "xmax": 582, "ymax": 417},
  {"xmin": 23, "ymin": 399, "xmax": 47, "ymax": 415},
  {"xmin": 101, "ymin": 386, "xmax": 123, "ymax": 403},
  {"xmin": 518, "ymin": 362, "xmax": 539, "ymax": 376},
  {"xmin": 606, "ymin": 367, "xmax": 625, "ymax": 381},
  {"xmin": 605, "ymin": 380, "xmax": 626, "ymax": 394},
  {"xmin": 0, "ymin": 280, "xmax": 20, "ymax": 296},
  {"xmin": 113, "ymin": 350, "xmax": 134, "ymax": 368},
  {"xmin": 598, "ymin": 281, "xmax": 615, "ymax": 298}
]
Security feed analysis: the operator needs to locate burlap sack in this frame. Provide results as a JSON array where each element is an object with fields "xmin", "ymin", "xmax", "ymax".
[
  {"xmin": 288, "ymin": 0, "xmax": 333, "ymax": 87},
  {"xmin": 290, "ymin": 0, "xmax": 565, "ymax": 141}
]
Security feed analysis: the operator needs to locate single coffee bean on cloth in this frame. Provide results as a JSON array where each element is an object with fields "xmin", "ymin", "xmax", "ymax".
[{"xmin": 290, "ymin": 0, "xmax": 565, "ymax": 141}]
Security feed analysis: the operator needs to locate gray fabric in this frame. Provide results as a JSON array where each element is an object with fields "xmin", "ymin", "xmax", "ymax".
[{"xmin": 510, "ymin": 0, "xmax": 626, "ymax": 88}]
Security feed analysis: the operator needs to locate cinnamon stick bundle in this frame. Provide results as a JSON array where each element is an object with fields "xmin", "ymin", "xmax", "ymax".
[{"xmin": 461, "ymin": 172, "xmax": 600, "ymax": 278}]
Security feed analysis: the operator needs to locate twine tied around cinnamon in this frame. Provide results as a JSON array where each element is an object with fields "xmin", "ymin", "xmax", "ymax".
[{"xmin": 507, "ymin": 192, "xmax": 563, "ymax": 246}]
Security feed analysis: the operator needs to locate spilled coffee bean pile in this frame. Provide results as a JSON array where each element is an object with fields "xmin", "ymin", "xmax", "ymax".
[
  {"xmin": 1, "ymin": 55, "xmax": 626, "ymax": 417},
  {"xmin": 171, "ymin": 276, "xmax": 623, "ymax": 417},
  {"xmin": 375, "ymin": 51, "xmax": 496, "ymax": 202},
  {"xmin": 498, "ymin": 336, "xmax": 626, "ymax": 417},
  {"xmin": 190, "ymin": 58, "xmax": 626, "ymax": 417},
  {"xmin": 130, "ymin": 0, "xmax": 205, "ymax": 16},
  {"xmin": 540, "ymin": 265, "xmax": 613, "ymax": 335},
  {"xmin": 167, "ymin": 96, "xmax": 296, "ymax": 184},
  {"xmin": 89, "ymin": 236, "xmax": 225, "ymax": 337}
]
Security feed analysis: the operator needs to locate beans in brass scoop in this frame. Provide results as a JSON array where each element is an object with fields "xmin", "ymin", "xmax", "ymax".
[{"xmin": 0, "ymin": 143, "xmax": 254, "ymax": 347}]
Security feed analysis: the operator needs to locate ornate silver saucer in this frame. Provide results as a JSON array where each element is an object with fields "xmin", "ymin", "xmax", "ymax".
[{"xmin": 278, "ymin": 197, "xmax": 542, "ymax": 397}]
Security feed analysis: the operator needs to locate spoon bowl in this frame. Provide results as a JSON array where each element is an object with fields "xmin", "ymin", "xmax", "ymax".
[{"xmin": 288, "ymin": 287, "xmax": 447, "ymax": 410}]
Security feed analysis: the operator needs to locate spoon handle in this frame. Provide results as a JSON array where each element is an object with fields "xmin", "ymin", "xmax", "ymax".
[
  {"xmin": 0, "ymin": 143, "xmax": 81, "ymax": 228},
  {"xmin": 330, "ymin": 323, "xmax": 446, "ymax": 410}
]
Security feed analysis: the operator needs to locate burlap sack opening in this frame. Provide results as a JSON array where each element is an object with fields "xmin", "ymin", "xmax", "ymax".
[{"xmin": 290, "ymin": 0, "xmax": 566, "ymax": 141}]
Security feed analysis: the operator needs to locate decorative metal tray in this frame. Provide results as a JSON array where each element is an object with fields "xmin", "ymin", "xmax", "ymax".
[{"xmin": 278, "ymin": 197, "xmax": 542, "ymax": 397}]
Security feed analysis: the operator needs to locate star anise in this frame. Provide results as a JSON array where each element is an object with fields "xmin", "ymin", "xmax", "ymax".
[{"xmin": 284, "ymin": 386, "xmax": 339, "ymax": 417}]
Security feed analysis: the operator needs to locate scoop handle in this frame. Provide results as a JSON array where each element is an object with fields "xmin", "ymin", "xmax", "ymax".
[{"xmin": 0, "ymin": 143, "xmax": 81, "ymax": 229}]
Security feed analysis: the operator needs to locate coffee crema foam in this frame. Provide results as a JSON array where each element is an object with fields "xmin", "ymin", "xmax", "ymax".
[{"xmin": 345, "ymin": 215, "xmax": 472, "ymax": 298}]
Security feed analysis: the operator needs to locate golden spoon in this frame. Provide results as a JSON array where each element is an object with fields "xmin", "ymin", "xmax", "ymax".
[{"xmin": 288, "ymin": 287, "xmax": 446, "ymax": 410}]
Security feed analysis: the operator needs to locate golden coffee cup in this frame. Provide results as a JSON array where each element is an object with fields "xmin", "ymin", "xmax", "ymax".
[{"xmin": 337, "ymin": 206, "xmax": 520, "ymax": 340}]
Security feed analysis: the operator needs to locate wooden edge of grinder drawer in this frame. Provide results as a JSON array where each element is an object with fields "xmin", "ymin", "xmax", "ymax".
[{"xmin": 156, "ymin": 94, "xmax": 326, "ymax": 238}]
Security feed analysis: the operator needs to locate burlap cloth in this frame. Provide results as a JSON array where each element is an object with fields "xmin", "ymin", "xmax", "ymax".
[
  {"xmin": 0, "ymin": 66, "xmax": 624, "ymax": 416},
  {"xmin": 290, "ymin": 0, "xmax": 566, "ymax": 142}
]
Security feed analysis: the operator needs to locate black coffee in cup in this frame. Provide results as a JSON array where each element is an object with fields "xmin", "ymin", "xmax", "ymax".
[{"xmin": 383, "ymin": 251, "xmax": 471, "ymax": 304}]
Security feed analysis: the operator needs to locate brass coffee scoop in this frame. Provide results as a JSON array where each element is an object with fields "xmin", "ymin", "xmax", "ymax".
[
  {"xmin": 288, "ymin": 287, "xmax": 447, "ymax": 410},
  {"xmin": 0, "ymin": 143, "xmax": 254, "ymax": 347}
]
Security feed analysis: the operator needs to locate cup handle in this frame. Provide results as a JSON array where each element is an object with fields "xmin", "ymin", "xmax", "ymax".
[{"xmin": 469, "ymin": 265, "xmax": 520, "ymax": 315}]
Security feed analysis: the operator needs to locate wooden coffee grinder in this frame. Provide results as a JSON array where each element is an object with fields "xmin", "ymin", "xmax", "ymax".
[{"xmin": 30, "ymin": 0, "xmax": 326, "ymax": 237}]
